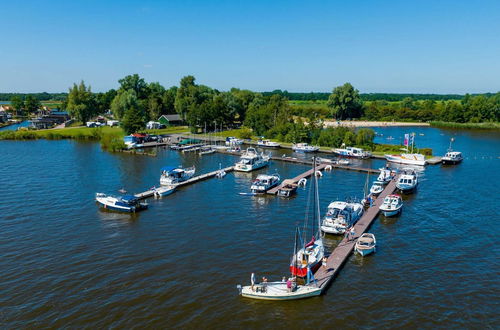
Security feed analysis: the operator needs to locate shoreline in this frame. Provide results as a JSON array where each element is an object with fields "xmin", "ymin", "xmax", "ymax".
[{"xmin": 324, "ymin": 120, "xmax": 430, "ymax": 128}]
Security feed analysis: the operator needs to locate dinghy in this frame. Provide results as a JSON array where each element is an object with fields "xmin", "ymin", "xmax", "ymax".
[{"xmin": 355, "ymin": 233, "xmax": 376, "ymax": 256}]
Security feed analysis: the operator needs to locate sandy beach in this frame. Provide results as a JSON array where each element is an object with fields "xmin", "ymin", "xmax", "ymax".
[{"xmin": 323, "ymin": 120, "xmax": 430, "ymax": 128}]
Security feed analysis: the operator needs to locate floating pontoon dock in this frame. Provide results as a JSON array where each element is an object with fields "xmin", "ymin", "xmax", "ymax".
[
  {"xmin": 134, "ymin": 166, "xmax": 234, "ymax": 199},
  {"xmin": 267, "ymin": 164, "xmax": 327, "ymax": 195},
  {"xmin": 312, "ymin": 178, "xmax": 398, "ymax": 292}
]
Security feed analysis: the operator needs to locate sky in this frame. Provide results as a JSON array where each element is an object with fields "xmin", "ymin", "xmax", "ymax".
[{"xmin": 1, "ymin": 0, "xmax": 499, "ymax": 94}]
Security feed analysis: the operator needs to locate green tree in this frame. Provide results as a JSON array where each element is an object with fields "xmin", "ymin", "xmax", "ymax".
[
  {"xmin": 118, "ymin": 74, "xmax": 148, "ymax": 99},
  {"xmin": 96, "ymin": 89, "xmax": 117, "ymax": 114},
  {"xmin": 355, "ymin": 128, "xmax": 375, "ymax": 146},
  {"xmin": 327, "ymin": 83, "xmax": 363, "ymax": 120},
  {"xmin": 162, "ymin": 86, "xmax": 178, "ymax": 115},
  {"xmin": 175, "ymin": 75, "xmax": 197, "ymax": 120},
  {"xmin": 121, "ymin": 102, "xmax": 146, "ymax": 134},
  {"xmin": 11, "ymin": 95, "xmax": 24, "ymax": 113},
  {"xmin": 111, "ymin": 89, "xmax": 138, "ymax": 120},
  {"xmin": 66, "ymin": 81, "xmax": 96, "ymax": 123},
  {"xmin": 24, "ymin": 95, "xmax": 41, "ymax": 114}
]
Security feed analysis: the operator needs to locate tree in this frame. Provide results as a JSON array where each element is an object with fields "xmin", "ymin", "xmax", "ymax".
[
  {"xmin": 66, "ymin": 81, "xmax": 96, "ymax": 123},
  {"xmin": 121, "ymin": 102, "xmax": 146, "ymax": 134},
  {"xmin": 162, "ymin": 86, "xmax": 177, "ymax": 115},
  {"xmin": 96, "ymin": 89, "xmax": 117, "ymax": 114},
  {"xmin": 146, "ymin": 82, "xmax": 166, "ymax": 120},
  {"xmin": 118, "ymin": 74, "xmax": 148, "ymax": 99},
  {"xmin": 11, "ymin": 95, "xmax": 24, "ymax": 113},
  {"xmin": 327, "ymin": 83, "xmax": 363, "ymax": 120},
  {"xmin": 175, "ymin": 75, "xmax": 197, "ymax": 119},
  {"xmin": 24, "ymin": 95, "xmax": 41, "ymax": 114},
  {"xmin": 111, "ymin": 89, "xmax": 138, "ymax": 120}
]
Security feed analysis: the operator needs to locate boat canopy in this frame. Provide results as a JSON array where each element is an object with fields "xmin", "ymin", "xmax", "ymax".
[{"xmin": 161, "ymin": 166, "xmax": 177, "ymax": 173}]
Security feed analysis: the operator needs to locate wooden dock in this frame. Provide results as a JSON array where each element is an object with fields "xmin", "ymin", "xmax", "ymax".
[
  {"xmin": 134, "ymin": 166, "xmax": 234, "ymax": 199},
  {"xmin": 267, "ymin": 164, "xmax": 327, "ymax": 195},
  {"xmin": 312, "ymin": 178, "xmax": 398, "ymax": 292}
]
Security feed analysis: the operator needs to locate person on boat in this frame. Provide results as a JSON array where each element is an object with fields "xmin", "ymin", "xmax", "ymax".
[
  {"xmin": 262, "ymin": 276, "xmax": 268, "ymax": 283},
  {"xmin": 251, "ymin": 273, "xmax": 256, "ymax": 291},
  {"xmin": 322, "ymin": 256, "xmax": 328, "ymax": 270},
  {"xmin": 350, "ymin": 227, "xmax": 356, "ymax": 241},
  {"xmin": 286, "ymin": 278, "xmax": 292, "ymax": 292}
]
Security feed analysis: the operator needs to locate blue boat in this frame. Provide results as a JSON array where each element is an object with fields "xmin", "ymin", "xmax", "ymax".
[{"xmin": 95, "ymin": 193, "xmax": 148, "ymax": 212}]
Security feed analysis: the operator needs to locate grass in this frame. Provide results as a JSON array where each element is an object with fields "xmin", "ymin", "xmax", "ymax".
[{"xmin": 430, "ymin": 121, "xmax": 500, "ymax": 130}]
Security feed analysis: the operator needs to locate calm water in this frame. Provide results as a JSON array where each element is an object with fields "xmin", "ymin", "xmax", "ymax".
[
  {"xmin": 0, "ymin": 121, "xmax": 30, "ymax": 131},
  {"xmin": 0, "ymin": 127, "xmax": 499, "ymax": 328}
]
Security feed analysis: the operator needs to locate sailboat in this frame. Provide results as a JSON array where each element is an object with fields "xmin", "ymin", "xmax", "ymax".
[
  {"xmin": 238, "ymin": 227, "xmax": 322, "ymax": 300},
  {"xmin": 290, "ymin": 158, "xmax": 325, "ymax": 278},
  {"xmin": 385, "ymin": 133, "xmax": 426, "ymax": 166}
]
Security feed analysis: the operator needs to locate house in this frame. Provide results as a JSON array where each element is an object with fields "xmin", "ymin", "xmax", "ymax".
[
  {"xmin": 146, "ymin": 121, "xmax": 165, "ymax": 129},
  {"xmin": 158, "ymin": 114, "xmax": 183, "ymax": 126},
  {"xmin": 31, "ymin": 111, "xmax": 70, "ymax": 129}
]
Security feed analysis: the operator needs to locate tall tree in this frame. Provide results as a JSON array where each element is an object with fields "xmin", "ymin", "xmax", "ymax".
[
  {"xmin": 121, "ymin": 102, "xmax": 146, "ymax": 134},
  {"xmin": 327, "ymin": 83, "xmax": 363, "ymax": 120},
  {"xmin": 175, "ymin": 75, "xmax": 197, "ymax": 120},
  {"xmin": 118, "ymin": 74, "xmax": 148, "ymax": 99},
  {"xmin": 10, "ymin": 95, "xmax": 24, "ymax": 113},
  {"xmin": 111, "ymin": 89, "xmax": 138, "ymax": 120},
  {"xmin": 66, "ymin": 81, "xmax": 96, "ymax": 123},
  {"xmin": 24, "ymin": 95, "xmax": 42, "ymax": 114},
  {"xmin": 96, "ymin": 89, "xmax": 117, "ymax": 114}
]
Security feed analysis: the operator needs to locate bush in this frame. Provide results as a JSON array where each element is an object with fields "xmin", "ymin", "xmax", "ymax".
[{"xmin": 237, "ymin": 128, "xmax": 253, "ymax": 139}]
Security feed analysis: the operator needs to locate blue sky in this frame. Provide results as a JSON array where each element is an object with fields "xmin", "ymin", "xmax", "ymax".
[{"xmin": 1, "ymin": 0, "xmax": 499, "ymax": 93}]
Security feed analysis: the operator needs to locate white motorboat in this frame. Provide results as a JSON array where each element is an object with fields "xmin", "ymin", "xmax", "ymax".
[
  {"xmin": 385, "ymin": 133, "xmax": 426, "ymax": 166},
  {"xmin": 385, "ymin": 153, "xmax": 426, "ymax": 166},
  {"xmin": 379, "ymin": 194, "xmax": 403, "ymax": 216},
  {"xmin": 199, "ymin": 146, "xmax": 215, "ymax": 155},
  {"xmin": 290, "ymin": 159, "xmax": 324, "ymax": 278},
  {"xmin": 333, "ymin": 146, "xmax": 371, "ymax": 159},
  {"xmin": 225, "ymin": 136, "xmax": 243, "ymax": 145},
  {"xmin": 321, "ymin": 200, "xmax": 364, "ymax": 235},
  {"xmin": 355, "ymin": 233, "xmax": 376, "ymax": 256},
  {"xmin": 377, "ymin": 167, "xmax": 395, "ymax": 184},
  {"xmin": 337, "ymin": 159, "xmax": 350, "ymax": 166},
  {"xmin": 442, "ymin": 139, "xmax": 463, "ymax": 165},
  {"xmin": 234, "ymin": 147, "xmax": 270, "ymax": 172},
  {"xmin": 95, "ymin": 193, "xmax": 148, "ymax": 213},
  {"xmin": 292, "ymin": 143, "xmax": 319, "ymax": 152},
  {"xmin": 257, "ymin": 139, "xmax": 281, "ymax": 148},
  {"xmin": 239, "ymin": 281, "xmax": 322, "ymax": 301},
  {"xmin": 153, "ymin": 185, "xmax": 176, "ymax": 197},
  {"xmin": 442, "ymin": 151, "xmax": 463, "ymax": 165},
  {"xmin": 369, "ymin": 181, "xmax": 385, "ymax": 195},
  {"xmin": 250, "ymin": 173, "xmax": 280, "ymax": 194},
  {"xmin": 396, "ymin": 168, "xmax": 418, "ymax": 193},
  {"xmin": 160, "ymin": 166, "xmax": 196, "ymax": 185}
]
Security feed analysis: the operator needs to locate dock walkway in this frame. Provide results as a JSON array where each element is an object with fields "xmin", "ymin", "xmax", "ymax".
[
  {"xmin": 134, "ymin": 166, "xmax": 234, "ymax": 199},
  {"xmin": 313, "ymin": 178, "xmax": 398, "ymax": 291},
  {"xmin": 267, "ymin": 164, "xmax": 327, "ymax": 195}
]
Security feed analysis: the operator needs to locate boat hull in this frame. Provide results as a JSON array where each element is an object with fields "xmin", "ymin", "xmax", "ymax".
[
  {"xmin": 385, "ymin": 154, "xmax": 426, "ymax": 166},
  {"xmin": 234, "ymin": 161, "xmax": 268, "ymax": 172},
  {"xmin": 320, "ymin": 225, "xmax": 345, "ymax": 235},
  {"xmin": 442, "ymin": 159, "xmax": 462, "ymax": 165},
  {"xmin": 240, "ymin": 282, "xmax": 322, "ymax": 300},
  {"xmin": 97, "ymin": 201, "xmax": 135, "ymax": 212},
  {"xmin": 355, "ymin": 247, "xmax": 375, "ymax": 256},
  {"xmin": 381, "ymin": 207, "xmax": 401, "ymax": 217}
]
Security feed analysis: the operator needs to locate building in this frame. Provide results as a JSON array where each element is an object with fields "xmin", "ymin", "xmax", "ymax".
[
  {"xmin": 158, "ymin": 114, "xmax": 183, "ymax": 126},
  {"xmin": 31, "ymin": 111, "xmax": 70, "ymax": 129}
]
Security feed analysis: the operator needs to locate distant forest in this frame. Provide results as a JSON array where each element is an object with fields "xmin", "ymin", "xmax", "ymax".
[{"xmin": 3, "ymin": 91, "xmax": 496, "ymax": 102}]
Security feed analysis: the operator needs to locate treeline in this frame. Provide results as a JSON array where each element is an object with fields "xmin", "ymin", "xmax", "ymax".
[
  {"xmin": 363, "ymin": 94, "xmax": 500, "ymax": 123},
  {"xmin": 0, "ymin": 92, "xmax": 67, "ymax": 101}
]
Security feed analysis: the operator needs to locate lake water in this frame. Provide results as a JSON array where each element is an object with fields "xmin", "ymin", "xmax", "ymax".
[
  {"xmin": 0, "ymin": 121, "xmax": 31, "ymax": 131},
  {"xmin": 0, "ymin": 127, "xmax": 499, "ymax": 328}
]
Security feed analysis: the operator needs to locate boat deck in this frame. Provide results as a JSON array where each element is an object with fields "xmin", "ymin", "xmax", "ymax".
[
  {"xmin": 313, "ymin": 178, "xmax": 398, "ymax": 291},
  {"xmin": 134, "ymin": 166, "xmax": 234, "ymax": 199}
]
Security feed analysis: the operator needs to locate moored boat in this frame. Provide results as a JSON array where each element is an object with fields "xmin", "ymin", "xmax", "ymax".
[
  {"xmin": 292, "ymin": 143, "xmax": 319, "ymax": 153},
  {"xmin": 442, "ymin": 138, "xmax": 463, "ymax": 165},
  {"xmin": 95, "ymin": 193, "xmax": 148, "ymax": 212},
  {"xmin": 225, "ymin": 136, "xmax": 243, "ymax": 145},
  {"xmin": 250, "ymin": 173, "xmax": 280, "ymax": 194},
  {"xmin": 320, "ymin": 200, "xmax": 364, "ymax": 235},
  {"xmin": 257, "ymin": 139, "xmax": 281, "ymax": 148},
  {"xmin": 355, "ymin": 233, "xmax": 376, "ymax": 256},
  {"xmin": 379, "ymin": 194, "xmax": 403, "ymax": 216},
  {"xmin": 396, "ymin": 168, "xmax": 418, "ymax": 193},
  {"xmin": 234, "ymin": 147, "xmax": 270, "ymax": 172},
  {"xmin": 385, "ymin": 133, "xmax": 426, "ymax": 166},
  {"xmin": 160, "ymin": 166, "xmax": 196, "ymax": 185},
  {"xmin": 377, "ymin": 167, "xmax": 395, "ymax": 184},
  {"xmin": 277, "ymin": 179, "xmax": 298, "ymax": 197},
  {"xmin": 239, "ymin": 280, "xmax": 322, "ymax": 301},
  {"xmin": 333, "ymin": 146, "xmax": 371, "ymax": 159},
  {"xmin": 369, "ymin": 180, "xmax": 384, "ymax": 195},
  {"xmin": 153, "ymin": 185, "xmax": 176, "ymax": 197}
]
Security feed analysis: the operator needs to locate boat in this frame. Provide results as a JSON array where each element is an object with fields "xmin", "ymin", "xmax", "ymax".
[
  {"xmin": 238, "ymin": 280, "xmax": 322, "ymax": 301},
  {"xmin": 385, "ymin": 133, "xmax": 426, "ymax": 166},
  {"xmin": 320, "ymin": 200, "xmax": 364, "ymax": 235},
  {"xmin": 355, "ymin": 233, "xmax": 376, "ymax": 256},
  {"xmin": 153, "ymin": 185, "xmax": 176, "ymax": 197},
  {"xmin": 160, "ymin": 166, "xmax": 196, "ymax": 185},
  {"xmin": 225, "ymin": 136, "xmax": 243, "ymax": 145},
  {"xmin": 292, "ymin": 143, "xmax": 319, "ymax": 152},
  {"xmin": 369, "ymin": 181, "xmax": 384, "ymax": 195},
  {"xmin": 337, "ymin": 159, "xmax": 350, "ymax": 166},
  {"xmin": 234, "ymin": 147, "xmax": 270, "ymax": 172},
  {"xmin": 442, "ymin": 138, "xmax": 463, "ymax": 165},
  {"xmin": 333, "ymin": 146, "xmax": 371, "ymax": 159},
  {"xmin": 250, "ymin": 173, "xmax": 280, "ymax": 194},
  {"xmin": 216, "ymin": 163, "xmax": 226, "ymax": 178},
  {"xmin": 199, "ymin": 146, "xmax": 215, "ymax": 155},
  {"xmin": 396, "ymin": 168, "xmax": 418, "ymax": 193},
  {"xmin": 377, "ymin": 167, "xmax": 395, "ymax": 184},
  {"xmin": 257, "ymin": 139, "xmax": 281, "ymax": 148},
  {"xmin": 361, "ymin": 173, "xmax": 373, "ymax": 207},
  {"xmin": 95, "ymin": 193, "xmax": 148, "ymax": 212},
  {"xmin": 379, "ymin": 194, "xmax": 403, "ymax": 216},
  {"xmin": 290, "ymin": 158, "xmax": 325, "ymax": 277},
  {"xmin": 277, "ymin": 179, "xmax": 298, "ymax": 197}
]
